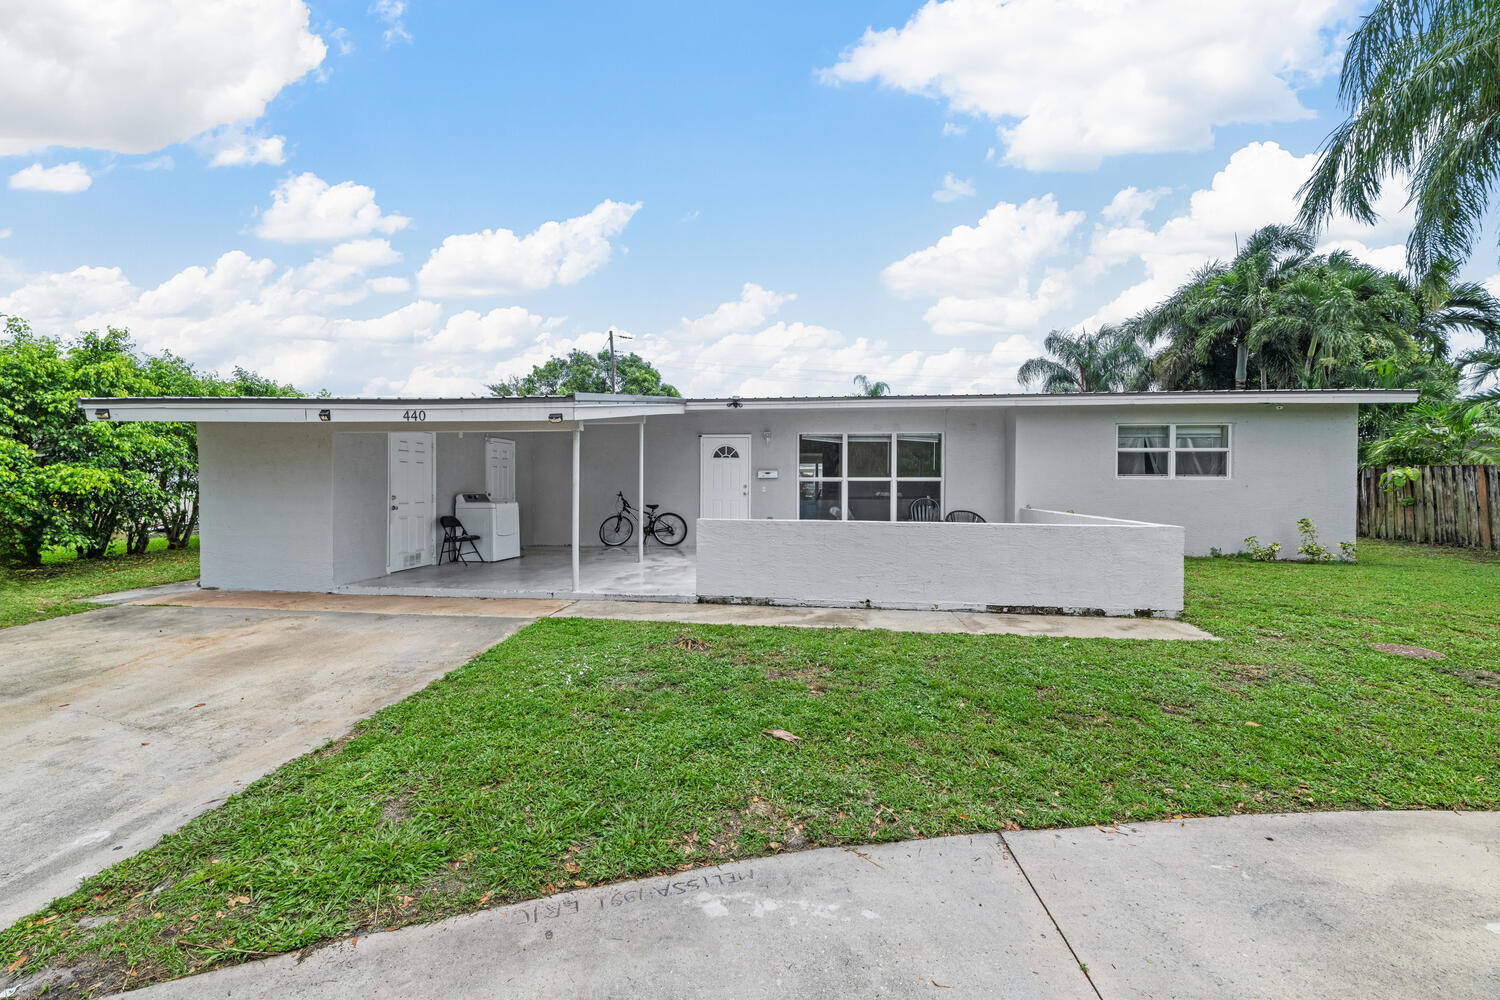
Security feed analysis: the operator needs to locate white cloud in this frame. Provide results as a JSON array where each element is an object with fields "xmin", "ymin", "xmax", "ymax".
[
  {"xmin": 679, "ymin": 283, "xmax": 793, "ymax": 339},
  {"xmin": 822, "ymin": 0, "xmax": 1357, "ymax": 170},
  {"xmin": 1100, "ymin": 186, "xmax": 1171, "ymax": 226},
  {"xmin": 137, "ymin": 156, "xmax": 175, "ymax": 172},
  {"xmin": 941, "ymin": 122, "xmax": 966, "ymax": 137},
  {"xmin": 368, "ymin": 275, "xmax": 411, "ymax": 294},
  {"xmin": 0, "ymin": 240, "xmax": 414, "ymax": 388},
  {"xmin": 8, "ymin": 162, "xmax": 92, "ymax": 193},
  {"xmin": 255, "ymin": 173, "xmax": 410, "ymax": 242},
  {"xmin": 0, "ymin": 228, "xmax": 11, "ymax": 239},
  {"xmin": 371, "ymin": 0, "xmax": 412, "ymax": 46},
  {"xmin": 417, "ymin": 199, "xmax": 641, "ymax": 298},
  {"xmin": 932, "ymin": 173, "xmax": 976, "ymax": 203},
  {"xmin": 0, "ymin": 0, "xmax": 325, "ymax": 156},
  {"xmin": 883, "ymin": 195, "xmax": 1083, "ymax": 334},
  {"xmin": 423, "ymin": 306, "xmax": 562, "ymax": 354},
  {"xmin": 333, "ymin": 300, "xmax": 441, "ymax": 342},
  {"xmin": 203, "ymin": 123, "xmax": 288, "ymax": 167},
  {"xmin": 1082, "ymin": 141, "xmax": 1415, "ymax": 326}
]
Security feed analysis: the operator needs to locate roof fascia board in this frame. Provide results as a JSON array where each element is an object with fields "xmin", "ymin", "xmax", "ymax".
[{"xmin": 681, "ymin": 390, "xmax": 1418, "ymax": 410}]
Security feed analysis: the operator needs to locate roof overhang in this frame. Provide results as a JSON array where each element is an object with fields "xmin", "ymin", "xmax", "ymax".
[
  {"xmin": 76, "ymin": 394, "xmax": 688, "ymax": 425},
  {"xmin": 682, "ymin": 389, "xmax": 1421, "ymax": 410},
  {"xmin": 76, "ymin": 388, "xmax": 1418, "ymax": 424}
]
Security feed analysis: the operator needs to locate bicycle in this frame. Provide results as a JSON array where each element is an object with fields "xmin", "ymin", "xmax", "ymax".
[{"xmin": 599, "ymin": 491, "xmax": 688, "ymax": 547}]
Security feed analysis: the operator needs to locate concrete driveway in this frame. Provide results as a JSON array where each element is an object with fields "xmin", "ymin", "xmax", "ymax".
[{"xmin": 0, "ymin": 604, "xmax": 533, "ymax": 926}]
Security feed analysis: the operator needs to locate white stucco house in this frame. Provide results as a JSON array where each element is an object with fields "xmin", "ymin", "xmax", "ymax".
[{"xmin": 79, "ymin": 389, "xmax": 1416, "ymax": 617}]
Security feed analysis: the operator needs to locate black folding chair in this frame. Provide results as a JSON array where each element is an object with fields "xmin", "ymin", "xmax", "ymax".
[
  {"xmin": 944, "ymin": 509, "xmax": 986, "ymax": 523},
  {"xmin": 908, "ymin": 497, "xmax": 941, "ymax": 521},
  {"xmin": 439, "ymin": 515, "xmax": 483, "ymax": 565}
]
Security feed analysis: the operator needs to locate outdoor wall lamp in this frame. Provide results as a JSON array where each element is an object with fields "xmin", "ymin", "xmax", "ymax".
[
  {"xmin": 317, "ymin": 409, "xmax": 331, "ymax": 422},
  {"xmin": 761, "ymin": 428, "xmax": 772, "ymax": 445},
  {"xmin": 548, "ymin": 412, "xmax": 564, "ymax": 423},
  {"xmin": 727, "ymin": 396, "xmax": 742, "ymax": 408},
  {"xmin": 94, "ymin": 408, "xmax": 111, "ymax": 421}
]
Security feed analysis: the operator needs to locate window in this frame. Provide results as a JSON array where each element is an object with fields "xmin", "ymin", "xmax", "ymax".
[
  {"xmin": 1117, "ymin": 424, "xmax": 1230, "ymax": 478},
  {"xmin": 712, "ymin": 445, "xmax": 740, "ymax": 458},
  {"xmin": 799, "ymin": 433, "xmax": 943, "ymax": 520}
]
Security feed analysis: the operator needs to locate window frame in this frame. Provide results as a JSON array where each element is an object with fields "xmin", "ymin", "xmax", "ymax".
[
  {"xmin": 798, "ymin": 431, "xmax": 945, "ymax": 520},
  {"xmin": 1115, "ymin": 422, "xmax": 1232, "ymax": 480}
]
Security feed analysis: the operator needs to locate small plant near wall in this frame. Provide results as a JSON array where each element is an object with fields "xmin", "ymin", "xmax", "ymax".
[
  {"xmin": 1243, "ymin": 536, "xmax": 1281, "ymax": 561},
  {"xmin": 1296, "ymin": 517, "xmax": 1357, "ymax": 562},
  {"xmin": 1377, "ymin": 466, "xmax": 1422, "ymax": 507}
]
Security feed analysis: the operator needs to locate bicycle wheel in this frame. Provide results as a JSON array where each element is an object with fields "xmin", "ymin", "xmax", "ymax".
[
  {"xmin": 599, "ymin": 514, "xmax": 634, "ymax": 547},
  {"xmin": 650, "ymin": 512, "xmax": 688, "ymax": 546}
]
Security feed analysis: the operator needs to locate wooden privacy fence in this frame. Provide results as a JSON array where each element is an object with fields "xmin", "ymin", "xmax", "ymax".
[{"xmin": 1358, "ymin": 465, "xmax": 1499, "ymax": 550}]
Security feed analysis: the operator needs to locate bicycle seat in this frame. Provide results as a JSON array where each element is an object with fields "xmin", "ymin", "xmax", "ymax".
[{"xmin": 645, "ymin": 503, "xmax": 660, "ymax": 510}]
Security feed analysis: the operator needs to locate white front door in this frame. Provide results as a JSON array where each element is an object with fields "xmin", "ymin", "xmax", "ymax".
[
  {"xmin": 485, "ymin": 437, "xmax": 516, "ymax": 502},
  {"xmin": 388, "ymin": 432, "xmax": 436, "ymax": 573},
  {"xmin": 700, "ymin": 434, "xmax": 751, "ymax": 519}
]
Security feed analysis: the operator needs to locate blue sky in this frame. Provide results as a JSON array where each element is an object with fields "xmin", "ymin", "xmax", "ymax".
[{"xmin": 0, "ymin": 0, "xmax": 1486, "ymax": 396}]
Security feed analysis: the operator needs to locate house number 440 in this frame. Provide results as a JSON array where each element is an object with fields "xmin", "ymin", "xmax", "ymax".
[{"xmin": 402, "ymin": 409, "xmax": 427, "ymax": 421}]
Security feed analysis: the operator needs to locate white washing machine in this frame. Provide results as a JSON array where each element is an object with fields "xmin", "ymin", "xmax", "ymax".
[{"xmin": 454, "ymin": 492, "xmax": 520, "ymax": 562}]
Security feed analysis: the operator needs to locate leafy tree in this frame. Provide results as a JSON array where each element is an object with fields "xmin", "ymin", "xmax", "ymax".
[
  {"xmin": 1365, "ymin": 399, "xmax": 1500, "ymax": 465},
  {"xmin": 852, "ymin": 374, "xmax": 891, "ymax": 396},
  {"xmin": 1298, "ymin": 0, "xmax": 1500, "ymax": 272},
  {"xmin": 0, "ymin": 318, "xmax": 297, "ymax": 566},
  {"xmin": 488, "ymin": 349, "xmax": 680, "ymax": 397},
  {"xmin": 1017, "ymin": 324, "xmax": 1147, "ymax": 393}
]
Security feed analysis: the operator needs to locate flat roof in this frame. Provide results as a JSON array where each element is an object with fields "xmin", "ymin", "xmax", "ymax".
[{"xmin": 76, "ymin": 388, "xmax": 1419, "ymax": 424}]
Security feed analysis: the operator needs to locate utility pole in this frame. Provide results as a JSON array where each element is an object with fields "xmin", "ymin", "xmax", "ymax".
[{"xmin": 607, "ymin": 329, "xmax": 632, "ymax": 393}]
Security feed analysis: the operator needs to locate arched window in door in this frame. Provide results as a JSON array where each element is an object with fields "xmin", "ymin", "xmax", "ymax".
[{"xmin": 712, "ymin": 445, "xmax": 739, "ymax": 458}]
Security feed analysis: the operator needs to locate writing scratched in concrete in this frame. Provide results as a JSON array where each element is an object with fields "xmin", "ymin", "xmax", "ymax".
[{"xmin": 513, "ymin": 869, "xmax": 755, "ymax": 925}]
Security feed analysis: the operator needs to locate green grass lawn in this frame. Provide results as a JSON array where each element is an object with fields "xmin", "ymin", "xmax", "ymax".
[
  {"xmin": 1, "ymin": 539, "xmax": 200, "ymax": 631},
  {"xmin": 3, "ymin": 541, "xmax": 1497, "ymax": 994}
]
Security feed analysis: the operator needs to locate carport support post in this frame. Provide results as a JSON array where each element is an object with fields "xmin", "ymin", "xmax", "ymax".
[
  {"xmin": 571, "ymin": 426, "xmax": 581, "ymax": 594},
  {"xmin": 637, "ymin": 418, "xmax": 645, "ymax": 564}
]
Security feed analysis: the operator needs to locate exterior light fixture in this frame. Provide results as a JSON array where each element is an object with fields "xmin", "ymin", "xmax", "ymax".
[
  {"xmin": 548, "ymin": 412, "xmax": 564, "ymax": 423},
  {"xmin": 761, "ymin": 428, "xmax": 772, "ymax": 445},
  {"xmin": 94, "ymin": 408, "xmax": 111, "ymax": 421},
  {"xmin": 317, "ymin": 409, "xmax": 331, "ymax": 422},
  {"xmin": 727, "ymin": 397, "xmax": 743, "ymax": 409}
]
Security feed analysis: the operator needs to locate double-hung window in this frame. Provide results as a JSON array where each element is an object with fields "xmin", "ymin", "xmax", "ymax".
[
  {"xmin": 1117, "ymin": 423, "xmax": 1230, "ymax": 478},
  {"xmin": 799, "ymin": 433, "xmax": 942, "ymax": 520}
]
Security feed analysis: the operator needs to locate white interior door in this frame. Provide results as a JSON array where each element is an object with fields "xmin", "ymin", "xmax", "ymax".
[
  {"xmin": 485, "ymin": 438, "xmax": 516, "ymax": 502},
  {"xmin": 700, "ymin": 434, "xmax": 751, "ymax": 519},
  {"xmin": 388, "ymin": 432, "xmax": 436, "ymax": 572}
]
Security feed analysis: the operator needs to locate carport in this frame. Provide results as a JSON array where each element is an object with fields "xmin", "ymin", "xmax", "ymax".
[{"xmin": 80, "ymin": 394, "xmax": 690, "ymax": 598}]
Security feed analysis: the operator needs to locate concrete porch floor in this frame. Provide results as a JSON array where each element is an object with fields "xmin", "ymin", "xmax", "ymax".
[{"xmin": 338, "ymin": 545, "xmax": 697, "ymax": 602}]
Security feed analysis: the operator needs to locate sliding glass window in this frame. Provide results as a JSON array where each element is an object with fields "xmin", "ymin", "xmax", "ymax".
[{"xmin": 798, "ymin": 433, "xmax": 943, "ymax": 520}]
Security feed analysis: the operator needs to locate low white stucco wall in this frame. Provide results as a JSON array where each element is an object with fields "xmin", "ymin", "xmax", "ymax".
[{"xmin": 696, "ymin": 510, "xmax": 1184, "ymax": 616}]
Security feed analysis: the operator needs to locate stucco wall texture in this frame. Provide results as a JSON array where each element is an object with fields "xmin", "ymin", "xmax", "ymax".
[
  {"xmin": 696, "ymin": 511, "xmax": 1185, "ymax": 615},
  {"xmin": 192, "ymin": 401, "xmax": 1354, "ymax": 594},
  {"xmin": 1011, "ymin": 403, "xmax": 1357, "ymax": 556}
]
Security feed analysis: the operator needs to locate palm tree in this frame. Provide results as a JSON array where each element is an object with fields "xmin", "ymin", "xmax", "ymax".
[
  {"xmin": 1399, "ymin": 259, "xmax": 1500, "ymax": 362},
  {"xmin": 851, "ymin": 374, "xmax": 891, "ymax": 396},
  {"xmin": 1016, "ymin": 324, "xmax": 1147, "ymax": 393},
  {"xmin": 1254, "ymin": 252, "xmax": 1415, "ymax": 387},
  {"xmin": 1134, "ymin": 224, "xmax": 1316, "ymax": 389},
  {"xmin": 1298, "ymin": 1, "xmax": 1500, "ymax": 272}
]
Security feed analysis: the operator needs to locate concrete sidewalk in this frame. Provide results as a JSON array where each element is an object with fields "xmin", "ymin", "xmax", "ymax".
[
  {"xmin": 97, "ymin": 811, "xmax": 1499, "ymax": 1000},
  {"xmin": 115, "ymin": 583, "xmax": 1217, "ymax": 640}
]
